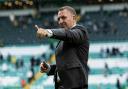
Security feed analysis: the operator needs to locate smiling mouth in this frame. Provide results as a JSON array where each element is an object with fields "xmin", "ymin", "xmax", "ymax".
[
  {"xmin": 59, "ymin": 23, "xmax": 67, "ymax": 27},
  {"xmin": 60, "ymin": 25, "xmax": 65, "ymax": 28}
]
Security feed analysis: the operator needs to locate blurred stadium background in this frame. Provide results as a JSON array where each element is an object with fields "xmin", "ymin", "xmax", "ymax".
[{"xmin": 0, "ymin": 0, "xmax": 128, "ymax": 89}]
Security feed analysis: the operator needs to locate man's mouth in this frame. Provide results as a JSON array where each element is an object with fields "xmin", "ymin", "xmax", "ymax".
[{"xmin": 59, "ymin": 23, "xmax": 66, "ymax": 28}]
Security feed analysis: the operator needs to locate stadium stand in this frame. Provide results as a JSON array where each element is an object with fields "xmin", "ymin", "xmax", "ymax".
[
  {"xmin": 0, "ymin": 2, "xmax": 128, "ymax": 89},
  {"xmin": 0, "ymin": 9, "xmax": 128, "ymax": 46},
  {"xmin": 79, "ymin": 10, "xmax": 128, "ymax": 42}
]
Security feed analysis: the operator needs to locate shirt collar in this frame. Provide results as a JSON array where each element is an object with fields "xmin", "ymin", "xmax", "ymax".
[{"xmin": 71, "ymin": 23, "xmax": 76, "ymax": 29}]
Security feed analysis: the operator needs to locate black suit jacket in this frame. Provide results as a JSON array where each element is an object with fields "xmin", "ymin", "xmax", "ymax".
[{"xmin": 47, "ymin": 24, "xmax": 89, "ymax": 89}]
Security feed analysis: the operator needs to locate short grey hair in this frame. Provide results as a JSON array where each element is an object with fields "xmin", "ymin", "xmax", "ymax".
[{"xmin": 58, "ymin": 6, "xmax": 77, "ymax": 16}]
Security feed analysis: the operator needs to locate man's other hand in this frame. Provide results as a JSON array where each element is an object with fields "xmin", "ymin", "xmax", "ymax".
[{"xmin": 40, "ymin": 61, "xmax": 51, "ymax": 73}]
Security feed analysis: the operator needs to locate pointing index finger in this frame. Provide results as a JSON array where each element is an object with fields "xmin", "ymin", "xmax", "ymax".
[{"xmin": 35, "ymin": 25, "xmax": 39, "ymax": 30}]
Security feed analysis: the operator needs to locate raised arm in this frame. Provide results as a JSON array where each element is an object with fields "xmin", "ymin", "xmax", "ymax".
[
  {"xmin": 51, "ymin": 26, "xmax": 89, "ymax": 44},
  {"xmin": 35, "ymin": 25, "xmax": 89, "ymax": 44}
]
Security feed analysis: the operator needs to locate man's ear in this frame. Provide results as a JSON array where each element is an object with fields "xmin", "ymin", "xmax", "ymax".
[{"xmin": 73, "ymin": 15, "xmax": 76, "ymax": 20}]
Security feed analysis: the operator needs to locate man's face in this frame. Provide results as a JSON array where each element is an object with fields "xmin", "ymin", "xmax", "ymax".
[{"xmin": 57, "ymin": 9, "xmax": 75, "ymax": 30}]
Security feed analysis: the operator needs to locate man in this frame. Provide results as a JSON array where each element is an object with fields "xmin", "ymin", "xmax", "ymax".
[{"xmin": 35, "ymin": 6, "xmax": 89, "ymax": 89}]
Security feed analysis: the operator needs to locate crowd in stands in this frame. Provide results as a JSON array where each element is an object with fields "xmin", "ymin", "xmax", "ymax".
[
  {"xmin": 0, "ymin": 44, "xmax": 54, "ymax": 88},
  {"xmin": 0, "ymin": 8, "xmax": 128, "ymax": 89},
  {"xmin": 0, "ymin": 8, "xmax": 128, "ymax": 46},
  {"xmin": 0, "ymin": 45, "xmax": 128, "ymax": 89},
  {"xmin": 100, "ymin": 47, "xmax": 123, "ymax": 58}
]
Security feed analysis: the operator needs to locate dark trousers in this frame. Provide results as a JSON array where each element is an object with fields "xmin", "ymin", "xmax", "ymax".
[{"xmin": 58, "ymin": 85, "xmax": 88, "ymax": 89}]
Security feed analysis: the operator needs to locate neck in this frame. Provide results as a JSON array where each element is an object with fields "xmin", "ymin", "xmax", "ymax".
[
  {"xmin": 65, "ymin": 23, "xmax": 76, "ymax": 30},
  {"xmin": 71, "ymin": 23, "xmax": 76, "ymax": 28}
]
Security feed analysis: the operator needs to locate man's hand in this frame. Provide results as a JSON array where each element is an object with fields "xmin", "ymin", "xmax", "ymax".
[
  {"xmin": 40, "ymin": 61, "xmax": 51, "ymax": 73},
  {"xmin": 35, "ymin": 25, "xmax": 48, "ymax": 38}
]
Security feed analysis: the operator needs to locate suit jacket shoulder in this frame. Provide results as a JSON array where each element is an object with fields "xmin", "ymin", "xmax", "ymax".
[{"xmin": 73, "ymin": 24, "xmax": 89, "ymax": 40}]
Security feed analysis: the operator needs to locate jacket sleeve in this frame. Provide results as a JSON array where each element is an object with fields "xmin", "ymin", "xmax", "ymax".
[
  {"xmin": 50, "ymin": 26, "xmax": 89, "ymax": 44},
  {"xmin": 47, "ymin": 64, "xmax": 56, "ymax": 76}
]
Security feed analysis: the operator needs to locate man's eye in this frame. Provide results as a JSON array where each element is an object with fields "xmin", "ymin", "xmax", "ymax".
[
  {"xmin": 58, "ymin": 16, "xmax": 66, "ymax": 21},
  {"xmin": 58, "ymin": 18, "xmax": 60, "ymax": 21},
  {"xmin": 61, "ymin": 16, "xmax": 66, "ymax": 19}
]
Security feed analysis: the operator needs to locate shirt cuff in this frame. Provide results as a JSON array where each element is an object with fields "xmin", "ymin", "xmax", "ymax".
[{"xmin": 47, "ymin": 29, "xmax": 53, "ymax": 37}]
